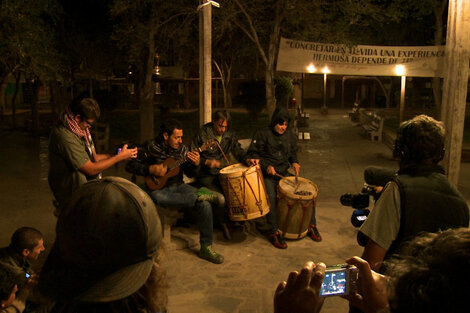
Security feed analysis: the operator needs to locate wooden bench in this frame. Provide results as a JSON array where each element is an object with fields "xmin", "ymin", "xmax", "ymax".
[{"xmin": 360, "ymin": 110, "xmax": 384, "ymax": 143}]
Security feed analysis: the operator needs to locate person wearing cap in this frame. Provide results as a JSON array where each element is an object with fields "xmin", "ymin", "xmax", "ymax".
[
  {"xmin": 126, "ymin": 118, "xmax": 225, "ymax": 264},
  {"xmin": 48, "ymin": 96, "xmax": 138, "ymax": 216},
  {"xmin": 190, "ymin": 110, "xmax": 247, "ymax": 240},
  {"xmin": 38, "ymin": 177, "xmax": 167, "ymax": 312},
  {"xmin": 246, "ymin": 106, "xmax": 321, "ymax": 249}
]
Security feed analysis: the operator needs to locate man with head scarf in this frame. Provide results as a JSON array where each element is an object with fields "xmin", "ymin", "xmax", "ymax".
[{"xmin": 48, "ymin": 97, "xmax": 137, "ymax": 215}]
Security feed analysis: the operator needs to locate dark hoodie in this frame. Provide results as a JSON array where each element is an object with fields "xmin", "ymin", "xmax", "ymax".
[
  {"xmin": 190, "ymin": 122, "xmax": 246, "ymax": 176},
  {"xmin": 246, "ymin": 106, "xmax": 299, "ymax": 176}
]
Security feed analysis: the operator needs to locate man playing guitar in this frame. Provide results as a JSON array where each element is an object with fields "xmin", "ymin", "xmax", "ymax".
[{"xmin": 126, "ymin": 119, "xmax": 225, "ymax": 264}]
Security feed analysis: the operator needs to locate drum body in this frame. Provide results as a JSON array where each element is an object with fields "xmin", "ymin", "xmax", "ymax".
[
  {"xmin": 219, "ymin": 163, "xmax": 270, "ymax": 221},
  {"xmin": 277, "ymin": 176, "xmax": 318, "ymax": 239}
]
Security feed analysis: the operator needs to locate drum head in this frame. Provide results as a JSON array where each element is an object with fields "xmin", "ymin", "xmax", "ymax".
[
  {"xmin": 279, "ymin": 177, "xmax": 318, "ymax": 200},
  {"xmin": 219, "ymin": 163, "xmax": 258, "ymax": 176}
]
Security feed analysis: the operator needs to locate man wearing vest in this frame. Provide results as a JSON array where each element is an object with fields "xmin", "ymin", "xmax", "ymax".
[{"xmin": 359, "ymin": 114, "xmax": 469, "ymax": 273}]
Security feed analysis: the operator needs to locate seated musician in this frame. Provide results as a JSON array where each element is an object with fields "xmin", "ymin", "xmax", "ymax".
[
  {"xmin": 190, "ymin": 110, "xmax": 247, "ymax": 239},
  {"xmin": 246, "ymin": 106, "xmax": 321, "ymax": 249},
  {"xmin": 125, "ymin": 118, "xmax": 225, "ymax": 264}
]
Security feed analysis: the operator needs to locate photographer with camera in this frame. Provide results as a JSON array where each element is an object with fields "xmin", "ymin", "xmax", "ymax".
[
  {"xmin": 48, "ymin": 97, "xmax": 138, "ymax": 216},
  {"xmin": 358, "ymin": 115, "xmax": 468, "ymax": 274},
  {"xmin": 274, "ymin": 228, "xmax": 470, "ymax": 313}
]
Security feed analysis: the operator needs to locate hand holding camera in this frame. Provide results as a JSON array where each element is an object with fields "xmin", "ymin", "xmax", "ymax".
[
  {"xmin": 274, "ymin": 258, "xmax": 389, "ymax": 313},
  {"xmin": 274, "ymin": 261, "xmax": 326, "ymax": 313},
  {"xmin": 116, "ymin": 144, "xmax": 138, "ymax": 160},
  {"xmin": 344, "ymin": 257, "xmax": 389, "ymax": 313}
]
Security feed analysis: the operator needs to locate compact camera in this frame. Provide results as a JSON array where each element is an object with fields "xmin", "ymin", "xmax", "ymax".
[
  {"xmin": 320, "ymin": 264, "xmax": 358, "ymax": 297},
  {"xmin": 116, "ymin": 142, "xmax": 137, "ymax": 155}
]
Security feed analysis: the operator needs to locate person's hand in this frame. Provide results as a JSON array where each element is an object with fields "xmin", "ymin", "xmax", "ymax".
[
  {"xmin": 292, "ymin": 163, "xmax": 301, "ymax": 177},
  {"xmin": 205, "ymin": 159, "xmax": 221, "ymax": 169},
  {"xmin": 24, "ymin": 274, "xmax": 39, "ymax": 290},
  {"xmin": 274, "ymin": 261, "xmax": 326, "ymax": 313},
  {"xmin": 267, "ymin": 165, "xmax": 276, "ymax": 176},
  {"xmin": 343, "ymin": 257, "xmax": 389, "ymax": 313},
  {"xmin": 246, "ymin": 158, "xmax": 260, "ymax": 166},
  {"xmin": 149, "ymin": 163, "xmax": 167, "ymax": 176},
  {"xmin": 187, "ymin": 151, "xmax": 200, "ymax": 166},
  {"xmin": 118, "ymin": 144, "xmax": 138, "ymax": 160}
]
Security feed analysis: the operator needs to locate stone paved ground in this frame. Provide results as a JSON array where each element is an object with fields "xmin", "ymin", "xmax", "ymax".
[{"xmin": 1, "ymin": 108, "xmax": 469, "ymax": 313}]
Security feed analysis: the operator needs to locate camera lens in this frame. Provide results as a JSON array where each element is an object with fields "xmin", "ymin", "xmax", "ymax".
[{"xmin": 340, "ymin": 193, "xmax": 353, "ymax": 206}]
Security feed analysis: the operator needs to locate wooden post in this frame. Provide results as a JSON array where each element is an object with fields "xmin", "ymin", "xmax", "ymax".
[
  {"xmin": 199, "ymin": 0, "xmax": 212, "ymax": 126},
  {"xmin": 399, "ymin": 75, "xmax": 406, "ymax": 123},
  {"xmin": 441, "ymin": 0, "xmax": 470, "ymax": 186}
]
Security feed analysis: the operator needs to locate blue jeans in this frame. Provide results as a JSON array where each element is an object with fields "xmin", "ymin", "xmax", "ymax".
[{"xmin": 150, "ymin": 184, "xmax": 213, "ymax": 246}]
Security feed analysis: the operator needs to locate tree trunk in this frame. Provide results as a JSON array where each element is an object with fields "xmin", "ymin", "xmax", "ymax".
[
  {"xmin": 24, "ymin": 79, "xmax": 40, "ymax": 136},
  {"xmin": 139, "ymin": 25, "xmax": 157, "ymax": 142},
  {"xmin": 213, "ymin": 60, "xmax": 233, "ymax": 110},
  {"xmin": 265, "ymin": 65, "xmax": 276, "ymax": 119},
  {"xmin": 11, "ymin": 72, "xmax": 21, "ymax": 129},
  {"xmin": 265, "ymin": 2, "xmax": 283, "ymax": 119}
]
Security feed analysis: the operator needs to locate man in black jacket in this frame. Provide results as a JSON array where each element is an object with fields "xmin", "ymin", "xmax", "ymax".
[
  {"xmin": 126, "ymin": 119, "xmax": 225, "ymax": 264},
  {"xmin": 246, "ymin": 106, "xmax": 321, "ymax": 249},
  {"xmin": 191, "ymin": 110, "xmax": 246, "ymax": 239}
]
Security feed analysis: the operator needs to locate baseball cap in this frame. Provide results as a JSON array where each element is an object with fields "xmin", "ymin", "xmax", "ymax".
[{"xmin": 39, "ymin": 176, "xmax": 162, "ymax": 302}]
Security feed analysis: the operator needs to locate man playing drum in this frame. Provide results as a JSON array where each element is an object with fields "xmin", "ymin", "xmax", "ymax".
[
  {"xmin": 246, "ymin": 106, "xmax": 321, "ymax": 249},
  {"xmin": 190, "ymin": 111, "xmax": 247, "ymax": 239},
  {"xmin": 126, "ymin": 119, "xmax": 225, "ymax": 264}
]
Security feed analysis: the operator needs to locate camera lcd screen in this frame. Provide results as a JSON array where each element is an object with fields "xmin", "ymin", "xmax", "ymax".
[{"xmin": 320, "ymin": 269, "xmax": 347, "ymax": 296}]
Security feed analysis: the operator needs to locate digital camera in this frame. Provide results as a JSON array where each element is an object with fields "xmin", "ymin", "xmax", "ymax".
[{"xmin": 320, "ymin": 264, "xmax": 358, "ymax": 297}]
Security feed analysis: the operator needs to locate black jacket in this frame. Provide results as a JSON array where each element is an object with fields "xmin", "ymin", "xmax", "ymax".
[
  {"xmin": 385, "ymin": 164, "xmax": 469, "ymax": 260},
  {"xmin": 246, "ymin": 106, "xmax": 299, "ymax": 176},
  {"xmin": 125, "ymin": 139, "xmax": 197, "ymax": 187},
  {"xmin": 190, "ymin": 122, "xmax": 246, "ymax": 176}
]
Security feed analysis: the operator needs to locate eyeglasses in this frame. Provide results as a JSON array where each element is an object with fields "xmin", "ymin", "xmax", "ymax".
[{"xmin": 83, "ymin": 119, "xmax": 94, "ymax": 128}]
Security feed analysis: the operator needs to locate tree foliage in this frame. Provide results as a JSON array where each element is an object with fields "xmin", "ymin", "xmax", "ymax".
[
  {"xmin": 0, "ymin": 0, "xmax": 64, "ymax": 82},
  {"xmin": 110, "ymin": 0, "xmax": 194, "ymax": 141}
]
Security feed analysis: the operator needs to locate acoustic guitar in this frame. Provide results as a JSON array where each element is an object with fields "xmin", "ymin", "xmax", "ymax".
[{"xmin": 145, "ymin": 140, "xmax": 216, "ymax": 190}]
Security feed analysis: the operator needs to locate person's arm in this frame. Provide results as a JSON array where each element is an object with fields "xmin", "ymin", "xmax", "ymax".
[
  {"xmin": 246, "ymin": 131, "xmax": 265, "ymax": 169},
  {"xmin": 80, "ymin": 144, "xmax": 137, "ymax": 176},
  {"xmin": 230, "ymin": 134, "xmax": 247, "ymax": 163},
  {"xmin": 93, "ymin": 153, "xmax": 112, "ymax": 162},
  {"xmin": 361, "ymin": 240, "xmax": 387, "ymax": 272},
  {"xmin": 359, "ymin": 182, "xmax": 401, "ymax": 271},
  {"xmin": 274, "ymin": 261, "xmax": 326, "ymax": 313},
  {"xmin": 4, "ymin": 275, "xmax": 38, "ymax": 313}
]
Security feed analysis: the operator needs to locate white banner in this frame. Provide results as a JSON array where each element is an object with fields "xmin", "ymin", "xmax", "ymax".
[{"xmin": 277, "ymin": 37, "xmax": 445, "ymax": 77}]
